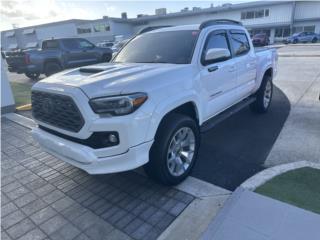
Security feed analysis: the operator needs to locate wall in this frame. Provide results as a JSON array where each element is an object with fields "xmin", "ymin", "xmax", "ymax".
[
  {"xmin": 294, "ymin": 1, "xmax": 320, "ymax": 20},
  {"xmin": 133, "ymin": 2, "xmax": 293, "ymax": 33}
]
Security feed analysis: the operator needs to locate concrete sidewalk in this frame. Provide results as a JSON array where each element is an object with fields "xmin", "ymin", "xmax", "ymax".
[
  {"xmin": 201, "ymin": 187, "xmax": 320, "ymax": 240},
  {"xmin": 265, "ymin": 56, "xmax": 320, "ymax": 167}
]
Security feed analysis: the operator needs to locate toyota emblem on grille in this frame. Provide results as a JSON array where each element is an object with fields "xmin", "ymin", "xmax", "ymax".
[{"xmin": 42, "ymin": 98, "xmax": 54, "ymax": 114}]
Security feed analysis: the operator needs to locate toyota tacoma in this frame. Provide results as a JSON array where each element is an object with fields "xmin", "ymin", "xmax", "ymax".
[{"xmin": 31, "ymin": 20, "xmax": 278, "ymax": 185}]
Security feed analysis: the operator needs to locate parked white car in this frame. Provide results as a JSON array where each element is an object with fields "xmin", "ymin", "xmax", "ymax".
[{"xmin": 31, "ymin": 20, "xmax": 278, "ymax": 185}]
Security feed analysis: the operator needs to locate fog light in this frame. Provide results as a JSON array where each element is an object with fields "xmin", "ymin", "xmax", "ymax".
[{"xmin": 108, "ymin": 134, "xmax": 118, "ymax": 143}]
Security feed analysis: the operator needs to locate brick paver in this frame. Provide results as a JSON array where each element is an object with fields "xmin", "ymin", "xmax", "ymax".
[{"xmin": 1, "ymin": 118, "xmax": 194, "ymax": 240}]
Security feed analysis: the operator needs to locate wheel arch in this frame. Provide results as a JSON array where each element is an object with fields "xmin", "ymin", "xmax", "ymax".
[
  {"xmin": 42, "ymin": 58, "xmax": 62, "ymax": 71},
  {"xmin": 146, "ymin": 97, "xmax": 201, "ymax": 141}
]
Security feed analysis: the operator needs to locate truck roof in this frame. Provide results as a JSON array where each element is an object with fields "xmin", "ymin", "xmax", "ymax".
[{"xmin": 148, "ymin": 23, "xmax": 244, "ymax": 33}]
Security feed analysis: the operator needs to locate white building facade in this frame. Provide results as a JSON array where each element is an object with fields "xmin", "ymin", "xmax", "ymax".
[{"xmin": 1, "ymin": 1, "xmax": 320, "ymax": 50}]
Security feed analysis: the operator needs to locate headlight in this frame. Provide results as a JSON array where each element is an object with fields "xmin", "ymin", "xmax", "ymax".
[{"xmin": 89, "ymin": 93, "xmax": 148, "ymax": 116}]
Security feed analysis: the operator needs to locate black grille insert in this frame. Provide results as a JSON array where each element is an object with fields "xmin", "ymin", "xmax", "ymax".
[{"xmin": 32, "ymin": 91, "xmax": 85, "ymax": 132}]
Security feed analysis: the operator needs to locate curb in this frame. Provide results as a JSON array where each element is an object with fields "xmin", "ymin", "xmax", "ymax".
[
  {"xmin": 241, "ymin": 160, "xmax": 320, "ymax": 191},
  {"xmin": 279, "ymin": 54, "xmax": 320, "ymax": 57},
  {"xmin": 3, "ymin": 112, "xmax": 36, "ymax": 128}
]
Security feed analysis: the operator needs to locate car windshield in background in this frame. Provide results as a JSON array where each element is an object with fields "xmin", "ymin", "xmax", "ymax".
[{"xmin": 113, "ymin": 30, "xmax": 199, "ymax": 64}]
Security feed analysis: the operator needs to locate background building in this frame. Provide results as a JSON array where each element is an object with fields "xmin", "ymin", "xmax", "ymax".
[{"xmin": 1, "ymin": 1, "xmax": 320, "ymax": 50}]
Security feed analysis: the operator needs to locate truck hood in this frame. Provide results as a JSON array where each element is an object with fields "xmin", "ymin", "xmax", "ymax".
[{"xmin": 37, "ymin": 62, "xmax": 192, "ymax": 98}]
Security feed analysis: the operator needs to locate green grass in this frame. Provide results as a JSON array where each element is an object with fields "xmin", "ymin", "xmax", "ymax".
[
  {"xmin": 10, "ymin": 82, "xmax": 32, "ymax": 107},
  {"xmin": 255, "ymin": 167, "xmax": 320, "ymax": 214}
]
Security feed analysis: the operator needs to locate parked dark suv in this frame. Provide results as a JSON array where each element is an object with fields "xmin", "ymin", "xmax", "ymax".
[
  {"xmin": 252, "ymin": 33, "xmax": 270, "ymax": 46},
  {"xmin": 4, "ymin": 38, "xmax": 113, "ymax": 79}
]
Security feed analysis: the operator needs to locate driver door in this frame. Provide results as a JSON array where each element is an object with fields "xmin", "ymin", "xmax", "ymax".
[{"xmin": 200, "ymin": 30, "xmax": 239, "ymax": 120}]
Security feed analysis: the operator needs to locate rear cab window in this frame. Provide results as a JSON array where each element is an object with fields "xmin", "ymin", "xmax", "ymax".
[
  {"xmin": 229, "ymin": 30, "xmax": 250, "ymax": 56},
  {"xmin": 42, "ymin": 40, "xmax": 59, "ymax": 49}
]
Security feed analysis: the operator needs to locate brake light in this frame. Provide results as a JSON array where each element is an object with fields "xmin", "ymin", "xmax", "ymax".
[{"xmin": 24, "ymin": 54, "xmax": 31, "ymax": 64}]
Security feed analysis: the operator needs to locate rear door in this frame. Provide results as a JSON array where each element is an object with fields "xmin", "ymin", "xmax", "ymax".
[
  {"xmin": 229, "ymin": 30, "xmax": 257, "ymax": 99},
  {"xmin": 77, "ymin": 39, "xmax": 100, "ymax": 65},
  {"xmin": 62, "ymin": 39, "xmax": 98, "ymax": 67},
  {"xmin": 61, "ymin": 39, "xmax": 85, "ymax": 68},
  {"xmin": 200, "ymin": 30, "xmax": 239, "ymax": 120}
]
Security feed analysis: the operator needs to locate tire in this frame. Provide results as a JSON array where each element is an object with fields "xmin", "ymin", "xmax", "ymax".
[
  {"xmin": 293, "ymin": 39, "xmax": 298, "ymax": 44},
  {"xmin": 144, "ymin": 113, "xmax": 200, "ymax": 185},
  {"xmin": 25, "ymin": 72, "xmax": 40, "ymax": 80},
  {"xmin": 44, "ymin": 62, "xmax": 62, "ymax": 77},
  {"xmin": 312, "ymin": 38, "xmax": 317, "ymax": 43},
  {"xmin": 250, "ymin": 75, "xmax": 273, "ymax": 114},
  {"xmin": 102, "ymin": 54, "xmax": 112, "ymax": 62}
]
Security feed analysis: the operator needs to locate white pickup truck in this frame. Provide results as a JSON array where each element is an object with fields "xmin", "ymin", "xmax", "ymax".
[{"xmin": 31, "ymin": 20, "xmax": 278, "ymax": 185}]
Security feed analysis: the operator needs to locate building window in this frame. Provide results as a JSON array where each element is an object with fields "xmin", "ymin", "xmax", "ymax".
[
  {"xmin": 93, "ymin": 23, "xmax": 110, "ymax": 32},
  {"xmin": 255, "ymin": 10, "xmax": 264, "ymax": 18},
  {"xmin": 246, "ymin": 11, "xmax": 254, "ymax": 19},
  {"xmin": 241, "ymin": 9, "xmax": 269, "ymax": 20},
  {"xmin": 283, "ymin": 28, "xmax": 290, "ymax": 37},
  {"xmin": 304, "ymin": 25, "xmax": 315, "ymax": 32},
  {"xmin": 77, "ymin": 25, "xmax": 92, "ymax": 34},
  {"xmin": 275, "ymin": 27, "xmax": 290, "ymax": 38},
  {"xmin": 293, "ymin": 26, "xmax": 303, "ymax": 33}
]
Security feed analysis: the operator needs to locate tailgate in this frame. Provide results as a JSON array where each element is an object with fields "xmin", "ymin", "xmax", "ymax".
[{"xmin": 4, "ymin": 51, "xmax": 26, "ymax": 67}]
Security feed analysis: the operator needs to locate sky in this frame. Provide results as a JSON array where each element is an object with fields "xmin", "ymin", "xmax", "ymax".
[{"xmin": 0, "ymin": 0, "xmax": 256, "ymax": 31}]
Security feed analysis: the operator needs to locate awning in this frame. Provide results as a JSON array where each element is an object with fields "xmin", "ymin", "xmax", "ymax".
[
  {"xmin": 8, "ymin": 43, "xmax": 18, "ymax": 49},
  {"xmin": 24, "ymin": 42, "xmax": 38, "ymax": 48},
  {"xmin": 23, "ymin": 28, "xmax": 35, "ymax": 34},
  {"xmin": 5, "ymin": 31, "xmax": 15, "ymax": 37}
]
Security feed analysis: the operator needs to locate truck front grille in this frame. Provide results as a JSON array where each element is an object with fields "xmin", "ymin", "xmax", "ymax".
[{"xmin": 31, "ymin": 91, "xmax": 85, "ymax": 132}]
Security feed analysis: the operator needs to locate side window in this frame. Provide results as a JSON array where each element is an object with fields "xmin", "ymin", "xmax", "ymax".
[
  {"xmin": 62, "ymin": 39, "xmax": 79, "ymax": 50},
  {"xmin": 78, "ymin": 39, "xmax": 94, "ymax": 49},
  {"xmin": 230, "ymin": 32, "xmax": 250, "ymax": 56},
  {"xmin": 202, "ymin": 32, "xmax": 230, "ymax": 65}
]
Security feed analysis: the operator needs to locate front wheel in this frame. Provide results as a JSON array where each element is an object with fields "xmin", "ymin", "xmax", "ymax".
[
  {"xmin": 250, "ymin": 75, "xmax": 273, "ymax": 113},
  {"xmin": 312, "ymin": 38, "xmax": 318, "ymax": 43},
  {"xmin": 144, "ymin": 113, "xmax": 200, "ymax": 185},
  {"xmin": 25, "ymin": 72, "xmax": 40, "ymax": 80}
]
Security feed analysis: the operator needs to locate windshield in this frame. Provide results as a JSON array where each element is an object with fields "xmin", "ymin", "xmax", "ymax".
[{"xmin": 113, "ymin": 30, "xmax": 199, "ymax": 64}]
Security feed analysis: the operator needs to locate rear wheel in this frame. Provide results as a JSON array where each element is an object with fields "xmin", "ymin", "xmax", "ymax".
[
  {"xmin": 44, "ymin": 62, "xmax": 62, "ymax": 77},
  {"xmin": 312, "ymin": 38, "xmax": 318, "ymax": 43},
  {"xmin": 250, "ymin": 75, "xmax": 273, "ymax": 113},
  {"xmin": 25, "ymin": 72, "xmax": 40, "ymax": 80},
  {"xmin": 144, "ymin": 113, "xmax": 200, "ymax": 185}
]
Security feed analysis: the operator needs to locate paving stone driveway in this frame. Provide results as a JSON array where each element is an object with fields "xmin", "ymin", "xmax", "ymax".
[{"xmin": 1, "ymin": 118, "xmax": 194, "ymax": 240}]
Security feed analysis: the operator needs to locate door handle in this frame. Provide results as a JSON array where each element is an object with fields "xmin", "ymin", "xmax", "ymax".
[
  {"xmin": 208, "ymin": 66, "xmax": 219, "ymax": 72},
  {"xmin": 247, "ymin": 62, "xmax": 256, "ymax": 68}
]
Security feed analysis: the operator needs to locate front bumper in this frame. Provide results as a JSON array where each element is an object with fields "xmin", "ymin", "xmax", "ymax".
[
  {"xmin": 32, "ymin": 127, "xmax": 153, "ymax": 174},
  {"xmin": 8, "ymin": 64, "xmax": 40, "ymax": 74}
]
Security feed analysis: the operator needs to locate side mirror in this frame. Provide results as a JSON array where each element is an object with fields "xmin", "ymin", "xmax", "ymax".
[{"xmin": 204, "ymin": 48, "xmax": 231, "ymax": 64}]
